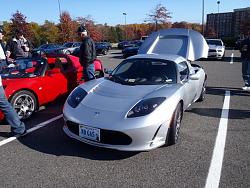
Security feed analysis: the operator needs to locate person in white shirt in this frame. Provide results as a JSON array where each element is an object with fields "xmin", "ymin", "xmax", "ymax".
[{"xmin": 0, "ymin": 44, "xmax": 27, "ymax": 136}]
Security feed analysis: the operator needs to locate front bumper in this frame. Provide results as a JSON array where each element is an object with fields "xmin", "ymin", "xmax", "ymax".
[{"xmin": 63, "ymin": 117, "xmax": 170, "ymax": 151}]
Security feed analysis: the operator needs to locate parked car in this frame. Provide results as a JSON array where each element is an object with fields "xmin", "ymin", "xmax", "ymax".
[
  {"xmin": 63, "ymin": 28, "xmax": 208, "ymax": 151},
  {"xmin": 95, "ymin": 42, "xmax": 109, "ymax": 55},
  {"xmin": 122, "ymin": 41, "xmax": 143, "ymax": 58},
  {"xmin": 118, "ymin": 41, "xmax": 133, "ymax": 49},
  {"xmin": 32, "ymin": 43, "xmax": 62, "ymax": 56},
  {"xmin": 206, "ymin": 39, "xmax": 225, "ymax": 59},
  {"xmin": 0, "ymin": 54, "xmax": 104, "ymax": 120},
  {"xmin": 99, "ymin": 42, "xmax": 112, "ymax": 50},
  {"xmin": 62, "ymin": 42, "xmax": 82, "ymax": 54}
]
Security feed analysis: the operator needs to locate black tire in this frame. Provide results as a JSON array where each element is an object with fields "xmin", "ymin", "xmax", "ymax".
[
  {"xmin": 65, "ymin": 50, "xmax": 71, "ymax": 55},
  {"xmin": 196, "ymin": 79, "xmax": 207, "ymax": 102},
  {"xmin": 102, "ymin": 49, "xmax": 108, "ymax": 55},
  {"xmin": 10, "ymin": 90, "xmax": 37, "ymax": 120},
  {"xmin": 94, "ymin": 70, "xmax": 104, "ymax": 78},
  {"xmin": 166, "ymin": 103, "xmax": 183, "ymax": 146}
]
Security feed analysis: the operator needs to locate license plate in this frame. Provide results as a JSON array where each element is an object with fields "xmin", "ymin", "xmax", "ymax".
[{"xmin": 79, "ymin": 125, "xmax": 100, "ymax": 142}]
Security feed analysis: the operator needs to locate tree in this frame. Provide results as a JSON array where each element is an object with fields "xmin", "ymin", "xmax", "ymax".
[
  {"xmin": 75, "ymin": 16, "xmax": 102, "ymax": 41},
  {"xmin": 9, "ymin": 11, "xmax": 33, "ymax": 39},
  {"xmin": 40, "ymin": 20, "xmax": 60, "ymax": 44},
  {"xmin": 59, "ymin": 11, "xmax": 78, "ymax": 43},
  {"xmin": 29, "ymin": 22, "xmax": 41, "ymax": 47},
  {"xmin": 145, "ymin": 3, "xmax": 172, "ymax": 31}
]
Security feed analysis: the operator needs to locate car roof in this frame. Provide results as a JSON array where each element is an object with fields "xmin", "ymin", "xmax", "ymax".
[{"xmin": 126, "ymin": 53, "xmax": 187, "ymax": 64}]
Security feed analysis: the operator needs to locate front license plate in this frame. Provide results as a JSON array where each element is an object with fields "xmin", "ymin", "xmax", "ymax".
[{"xmin": 79, "ymin": 125, "xmax": 100, "ymax": 142}]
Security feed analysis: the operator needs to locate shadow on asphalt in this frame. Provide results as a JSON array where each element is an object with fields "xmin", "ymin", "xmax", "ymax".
[
  {"xmin": 186, "ymin": 86, "xmax": 250, "ymax": 119},
  {"xmin": 186, "ymin": 107, "xmax": 250, "ymax": 119},
  {"xmin": 206, "ymin": 86, "xmax": 250, "ymax": 97},
  {"xmin": 111, "ymin": 55, "xmax": 124, "ymax": 59},
  {"xmin": 15, "ymin": 123, "xmax": 139, "ymax": 160},
  {"xmin": 198, "ymin": 57, "xmax": 242, "ymax": 63}
]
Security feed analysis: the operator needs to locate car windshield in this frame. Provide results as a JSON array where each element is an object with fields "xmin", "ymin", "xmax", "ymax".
[
  {"xmin": 109, "ymin": 59, "xmax": 177, "ymax": 85},
  {"xmin": 0, "ymin": 58, "xmax": 47, "ymax": 78},
  {"xmin": 206, "ymin": 40, "xmax": 222, "ymax": 46}
]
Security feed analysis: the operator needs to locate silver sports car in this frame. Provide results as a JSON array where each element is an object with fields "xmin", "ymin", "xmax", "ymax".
[{"xmin": 63, "ymin": 28, "xmax": 208, "ymax": 151}]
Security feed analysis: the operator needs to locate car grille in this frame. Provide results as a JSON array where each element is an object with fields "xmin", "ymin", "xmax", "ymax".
[
  {"xmin": 66, "ymin": 121, "xmax": 132, "ymax": 145},
  {"xmin": 209, "ymin": 49, "xmax": 217, "ymax": 52}
]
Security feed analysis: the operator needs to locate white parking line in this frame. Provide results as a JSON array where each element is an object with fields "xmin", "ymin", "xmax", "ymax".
[
  {"xmin": 205, "ymin": 91, "xmax": 230, "ymax": 188},
  {"xmin": 0, "ymin": 114, "xmax": 63, "ymax": 147},
  {"xmin": 230, "ymin": 50, "xmax": 234, "ymax": 64}
]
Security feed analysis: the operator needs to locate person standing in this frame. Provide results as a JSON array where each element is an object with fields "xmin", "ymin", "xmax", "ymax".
[
  {"xmin": 0, "ymin": 28, "xmax": 7, "ymax": 70},
  {"xmin": 77, "ymin": 25, "xmax": 96, "ymax": 81},
  {"xmin": 0, "ymin": 44, "xmax": 27, "ymax": 137},
  {"xmin": 6, "ymin": 29, "xmax": 32, "ymax": 60},
  {"xmin": 240, "ymin": 36, "xmax": 250, "ymax": 91}
]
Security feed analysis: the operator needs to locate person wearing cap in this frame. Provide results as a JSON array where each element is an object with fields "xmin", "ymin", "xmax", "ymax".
[
  {"xmin": 0, "ymin": 28, "xmax": 8, "ymax": 70},
  {"xmin": 6, "ymin": 29, "xmax": 32, "ymax": 60},
  {"xmin": 77, "ymin": 25, "xmax": 96, "ymax": 81}
]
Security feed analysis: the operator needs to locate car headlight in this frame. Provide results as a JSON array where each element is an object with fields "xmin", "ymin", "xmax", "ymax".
[
  {"xmin": 127, "ymin": 97, "xmax": 166, "ymax": 118},
  {"xmin": 67, "ymin": 87, "xmax": 88, "ymax": 108}
]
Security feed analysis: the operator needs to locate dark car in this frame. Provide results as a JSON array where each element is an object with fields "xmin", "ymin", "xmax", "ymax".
[
  {"xmin": 32, "ymin": 43, "xmax": 63, "ymax": 57},
  {"xmin": 95, "ymin": 42, "xmax": 109, "ymax": 55},
  {"xmin": 122, "ymin": 41, "xmax": 143, "ymax": 58},
  {"xmin": 99, "ymin": 42, "xmax": 112, "ymax": 50},
  {"xmin": 118, "ymin": 41, "xmax": 133, "ymax": 49}
]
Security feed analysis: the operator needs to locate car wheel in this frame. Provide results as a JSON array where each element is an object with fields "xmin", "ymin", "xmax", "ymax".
[
  {"xmin": 166, "ymin": 103, "xmax": 183, "ymax": 146},
  {"xmin": 102, "ymin": 49, "xmax": 107, "ymax": 55},
  {"xmin": 94, "ymin": 70, "xmax": 104, "ymax": 78},
  {"xmin": 10, "ymin": 90, "xmax": 37, "ymax": 120},
  {"xmin": 196, "ymin": 79, "xmax": 207, "ymax": 102},
  {"xmin": 65, "ymin": 50, "xmax": 71, "ymax": 55}
]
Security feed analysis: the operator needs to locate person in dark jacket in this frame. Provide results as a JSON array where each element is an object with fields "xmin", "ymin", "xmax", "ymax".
[
  {"xmin": 240, "ymin": 36, "xmax": 250, "ymax": 91},
  {"xmin": 6, "ymin": 29, "xmax": 32, "ymax": 60},
  {"xmin": 77, "ymin": 25, "xmax": 96, "ymax": 81}
]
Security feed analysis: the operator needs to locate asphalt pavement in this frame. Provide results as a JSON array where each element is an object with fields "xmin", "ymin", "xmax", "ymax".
[{"xmin": 0, "ymin": 49, "xmax": 249, "ymax": 188}]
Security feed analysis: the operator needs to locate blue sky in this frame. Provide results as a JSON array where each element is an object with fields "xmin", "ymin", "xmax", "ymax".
[{"xmin": 1, "ymin": 0, "xmax": 249, "ymax": 25}]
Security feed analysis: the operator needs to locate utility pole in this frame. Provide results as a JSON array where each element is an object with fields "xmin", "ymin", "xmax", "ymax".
[{"xmin": 123, "ymin": 12, "xmax": 127, "ymax": 40}]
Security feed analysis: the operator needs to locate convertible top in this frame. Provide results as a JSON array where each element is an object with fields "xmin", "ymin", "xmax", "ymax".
[{"xmin": 138, "ymin": 28, "xmax": 208, "ymax": 61}]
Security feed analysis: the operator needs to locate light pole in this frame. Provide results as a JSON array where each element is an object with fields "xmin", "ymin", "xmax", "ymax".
[
  {"xmin": 202, "ymin": 0, "xmax": 205, "ymax": 35},
  {"xmin": 123, "ymin": 12, "xmax": 127, "ymax": 40},
  {"xmin": 217, "ymin": 1, "xmax": 220, "ymax": 38},
  {"xmin": 58, "ymin": 0, "xmax": 62, "ymax": 18}
]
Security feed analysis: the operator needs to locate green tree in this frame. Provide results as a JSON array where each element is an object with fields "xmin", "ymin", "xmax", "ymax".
[
  {"xmin": 40, "ymin": 20, "xmax": 60, "ymax": 44},
  {"xmin": 29, "ymin": 22, "xmax": 41, "ymax": 47}
]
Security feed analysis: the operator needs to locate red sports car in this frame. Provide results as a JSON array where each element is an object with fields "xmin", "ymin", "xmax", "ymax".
[{"xmin": 0, "ymin": 54, "xmax": 104, "ymax": 120}]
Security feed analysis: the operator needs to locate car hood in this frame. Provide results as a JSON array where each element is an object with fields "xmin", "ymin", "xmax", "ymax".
[
  {"xmin": 138, "ymin": 28, "xmax": 208, "ymax": 61},
  {"xmin": 79, "ymin": 78, "xmax": 178, "ymax": 112}
]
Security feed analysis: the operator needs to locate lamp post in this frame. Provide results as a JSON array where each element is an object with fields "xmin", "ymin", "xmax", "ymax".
[
  {"xmin": 217, "ymin": 1, "xmax": 220, "ymax": 38},
  {"xmin": 202, "ymin": 0, "xmax": 205, "ymax": 35},
  {"xmin": 58, "ymin": 0, "xmax": 62, "ymax": 18},
  {"xmin": 123, "ymin": 12, "xmax": 127, "ymax": 40}
]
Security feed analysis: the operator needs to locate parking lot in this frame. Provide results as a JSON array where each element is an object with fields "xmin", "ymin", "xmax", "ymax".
[{"xmin": 0, "ymin": 49, "xmax": 249, "ymax": 188}]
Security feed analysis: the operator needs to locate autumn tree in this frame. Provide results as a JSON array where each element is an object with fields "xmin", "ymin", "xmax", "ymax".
[
  {"xmin": 145, "ymin": 3, "xmax": 172, "ymax": 31},
  {"xmin": 59, "ymin": 11, "xmax": 78, "ymax": 43},
  {"xmin": 76, "ymin": 16, "xmax": 102, "ymax": 41},
  {"xmin": 9, "ymin": 11, "xmax": 33, "ymax": 39}
]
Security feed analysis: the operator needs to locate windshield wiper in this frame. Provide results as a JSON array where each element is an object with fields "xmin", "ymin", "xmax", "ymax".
[{"xmin": 109, "ymin": 75, "xmax": 136, "ymax": 86}]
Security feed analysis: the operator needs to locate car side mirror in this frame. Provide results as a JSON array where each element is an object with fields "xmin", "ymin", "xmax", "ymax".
[{"xmin": 189, "ymin": 74, "xmax": 199, "ymax": 80}]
